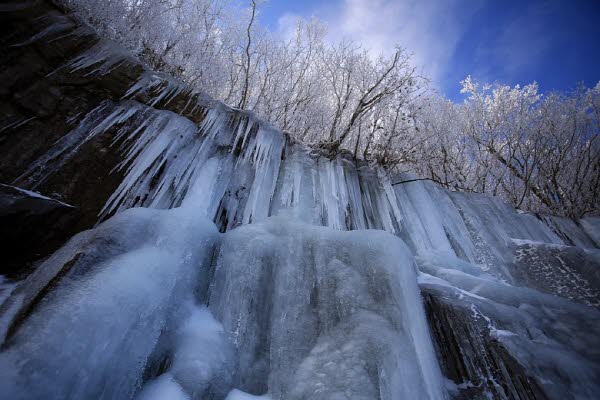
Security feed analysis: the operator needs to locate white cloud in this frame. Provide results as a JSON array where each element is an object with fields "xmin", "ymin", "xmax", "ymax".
[
  {"xmin": 319, "ymin": 0, "xmax": 481, "ymax": 89},
  {"xmin": 276, "ymin": 0, "xmax": 482, "ymax": 92},
  {"xmin": 276, "ymin": 12, "xmax": 303, "ymax": 41},
  {"xmin": 271, "ymin": 0, "xmax": 484, "ymax": 93}
]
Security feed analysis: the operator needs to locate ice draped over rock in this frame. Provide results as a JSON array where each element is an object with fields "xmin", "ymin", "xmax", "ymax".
[
  {"xmin": 208, "ymin": 219, "xmax": 444, "ymax": 399},
  {"xmin": 0, "ymin": 71, "xmax": 447, "ymax": 399},
  {"xmin": 14, "ymin": 77, "xmax": 404, "ymax": 233},
  {"xmin": 0, "ymin": 197, "xmax": 446, "ymax": 400},
  {"xmin": 1, "ymin": 7, "xmax": 599, "ymax": 400},
  {"xmin": 392, "ymin": 179, "xmax": 600, "ymax": 398},
  {"xmin": 0, "ymin": 208, "xmax": 221, "ymax": 399}
]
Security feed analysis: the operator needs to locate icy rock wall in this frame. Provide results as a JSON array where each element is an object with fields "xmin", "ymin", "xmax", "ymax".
[
  {"xmin": 392, "ymin": 178, "xmax": 600, "ymax": 399},
  {"xmin": 392, "ymin": 176, "xmax": 600, "ymax": 306},
  {"xmin": 1, "ymin": 9, "xmax": 444, "ymax": 398},
  {"xmin": 13, "ymin": 90, "xmax": 402, "ymax": 235},
  {"xmin": 0, "ymin": 211, "xmax": 447, "ymax": 400},
  {"xmin": 1, "ymin": 3, "xmax": 599, "ymax": 399},
  {"xmin": 208, "ymin": 218, "xmax": 444, "ymax": 399},
  {"xmin": 0, "ymin": 206, "xmax": 220, "ymax": 399},
  {"xmin": 418, "ymin": 256, "xmax": 600, "ymax": 400},
  {"xmin": 0, "ymin": 88, "xmax": 435, "ymax": 399},
  {"xmin": 0, "ymin": 0, "xmax": 403, "ymax": 236},
  {"xmin": 0, "ymin": 0, "xmax": 403, "ymax": 238}
]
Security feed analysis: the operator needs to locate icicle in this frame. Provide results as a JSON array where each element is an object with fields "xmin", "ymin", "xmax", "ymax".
[
  {"xmin": 49, "ymin": 40, "xmax": 136, "ymax": 77},
  {"xmin": 14, "ymin": 101, "xmax": 116, "ymax": 189},
  {"xmin": 241, "ymin": 124, "xmax": 285, "ymax": 224},
  {"xmin": 10, "ymin": 15, "xmax": 75, "ymax": 47},
  {"xmin": 124, "ymin": 71, "xmax": 190, "ymax": 107},
  {"xmin": 99, "ymin": 105, "xmax": 202, "ymax": 218},
  {"xmin": 343, "ymin": 163, "xmax": 366, "ymax": 230}
]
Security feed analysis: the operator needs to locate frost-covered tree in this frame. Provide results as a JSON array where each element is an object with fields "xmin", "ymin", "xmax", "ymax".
[
  {"xmin": 58, "ymin": 0, "xmax": 599, "ymax": 217},
  {"xmin": 413, "ymin": 78, "xmax": 600, "ymax": 218},
  {"xmin": 58, "ymin": 0, "xmax": 424, "ymax": 163}
]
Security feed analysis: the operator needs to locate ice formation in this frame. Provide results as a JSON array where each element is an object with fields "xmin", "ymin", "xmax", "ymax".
[
  {"xmin": 0, "ymin": 90, "xmax": 449, "ymax": 397},
  {"xmin": 208, "ymin": 218, "xmax": 445, "ymax": 399},
  {"xmin": 0, "ymin": 206, "xmax": 220, "ymax": 399},
  {"xmin": 392, "ymin": 177, "xmax": 600, "ymax": 398},
  {"xmin": 0, "ymin": 209, "xmax": 447, "ymax": 399},
  {"xmin": 1, "ymin": 15, "xmax": 599, "ymax": 400}
]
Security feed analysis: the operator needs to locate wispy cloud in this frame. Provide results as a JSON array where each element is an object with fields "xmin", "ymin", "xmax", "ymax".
[
  {"xmin": 274, "ymin": 0, "xmax": 575, "ymax": 97},
  {"xmin": 276, "ymin": 12, "xmax": 303, "ymax": 41},
  {"xmin": 318, "ymin": 0, "xmax": 482, "ymax": 90}
]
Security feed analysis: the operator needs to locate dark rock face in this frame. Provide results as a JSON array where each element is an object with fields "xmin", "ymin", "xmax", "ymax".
[
  {"xmin": 0, "ymin": 0, "xmax": 169, "ymax": 279},
  {"xmin": 0, "ymin": 0, "xmax": 214, "ymax": 279},
  {"xmin": 0, "ymin": 1, "xmax": 207, "ymax": 236},
  {"xmin": 423, "ymin": 292, "xmax": 548, "ymax": 400},
  {"xmin": 0, "ymin": 1, "xmax": 131, "ymax": 226},
  {"xmin": 0, "ymin": 1, "xmax": 139, "ymax": 276},
  {"xmin": 0, "ymin": 184, "xmax": 78, "ymax": 278}
]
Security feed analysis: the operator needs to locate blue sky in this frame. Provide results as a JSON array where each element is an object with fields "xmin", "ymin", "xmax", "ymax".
[{"xmin": 258, "ymin": 0, "xmax": 600, "ymax": 101}]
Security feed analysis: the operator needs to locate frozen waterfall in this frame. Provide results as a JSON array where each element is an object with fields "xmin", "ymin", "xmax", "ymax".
[
  {"xmin": 1, "ymin": 9, "xmax": 599, "ymax": 399},
  {"xmin": 0, "ymin": 205, "xmax": 447, "ymax": 400},
  {"xmin": 0, "ymin": 90, "xmax": 448, "ymax": 399}
]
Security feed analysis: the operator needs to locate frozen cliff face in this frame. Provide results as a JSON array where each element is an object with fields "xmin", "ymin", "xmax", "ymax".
[
  {"xmin": 0, "ymin": 206, "xmax": 220, "ymax": 399},
  {"xmin": 0, "ymin": 210, "xmax": 447, "ymax": 400},
  {"xmin": 418, "ymin": 253, "xmax": 600, "ymax": 399},
  {"xmin": 392, "ymin": 177, "xmax": 600, "ymax": 399},
  {"xmin": 13, "ymin": 93, "xmax": 402, "ymax": 235},
  {"xmin": 392, "ymin": 176, "xmax": 600, "ymax": 307},
  {"xmin": 0, "ymin": 4, "xmax": 599, "ymax": 400},
  {"xmin": 209, "ymin": 218, "xmax": 444, "ymax": 399}
]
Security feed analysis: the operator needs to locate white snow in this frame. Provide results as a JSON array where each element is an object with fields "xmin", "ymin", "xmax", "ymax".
[
  {"xmin": 225, "ymin": 389, "xmax": 272, "ymax": 400},
  {"xmin": 136, "ymin": 374, "xmax": 189, "ymax": 400}
]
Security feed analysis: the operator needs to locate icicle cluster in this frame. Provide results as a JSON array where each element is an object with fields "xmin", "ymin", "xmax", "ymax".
[{"xmin": 16, "ymin": 66, "xmax": 404, "ymax": 234}]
